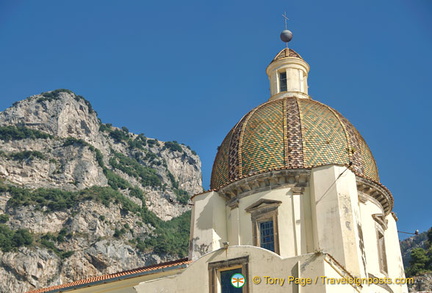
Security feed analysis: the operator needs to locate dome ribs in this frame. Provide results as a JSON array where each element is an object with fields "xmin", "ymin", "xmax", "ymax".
[
  {"xmin": 228, "ymin": 119, "xmax": 244, "ymax": 180},
  {"xmin": 285, "ymin": 97, "xmax": 304, "ymax": 168},
  {"xmin": 210, "ymin": 96, "xmax": 380, "ymax": 190}
]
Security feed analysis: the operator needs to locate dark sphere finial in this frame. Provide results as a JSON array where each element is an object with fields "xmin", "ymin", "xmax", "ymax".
[{"xmin": 280, "ymin": 30, "xmax": 293, "ymax": 43}]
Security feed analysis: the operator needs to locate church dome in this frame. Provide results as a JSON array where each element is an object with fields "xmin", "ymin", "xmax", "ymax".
[{"xmin": 210, "ymin": 96, "xmax": 379, "ymax": 190}]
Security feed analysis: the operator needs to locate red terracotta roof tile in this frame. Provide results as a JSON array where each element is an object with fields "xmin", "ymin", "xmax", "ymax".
[{"xmin": 26, "ymin": 258, "xmax": 191, "ymax": 293}]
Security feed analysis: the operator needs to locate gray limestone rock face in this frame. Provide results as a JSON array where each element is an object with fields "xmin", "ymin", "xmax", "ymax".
[
  {"xmin": 408, "ymin": 273, "xmax": 432, "ymax": 292},
  {"xmin": 0, "ymin": 91, "xmax": 100, "ymax": 143},
  {"xmin": 0, "ymin": 90, "xmax": 203, "ymax": 292},
  {"xmin": 0, "ymin": 248, "xmax": 61, "ymax": 292}
]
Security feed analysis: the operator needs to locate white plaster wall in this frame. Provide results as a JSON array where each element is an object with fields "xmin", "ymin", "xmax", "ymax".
[
  {"xmin": 270, "ymin": 72, "xmax": 278, "ymax": 97},
  {"xmin": 359, "ymin": 199, "xmax": 383, "ymax": 277},
  {"xmin": 310, "ymin": 165, "xmax": 364, "ymax": 277},
  {"xmin": 322, "ymin": 261, "xmax": 360, "ymax": 293},
  {"xmin": 189, "ymin": 191, "xmax": 227, "ymax": 260},
  {"xmin": 227, "ymin": 204, "xmax": 240, "ymax": 245},
  {"xmin": 287, "ymin": 68, "xmax": 302, "ymax": 93},
  {"xmin": 302, "ymin": 187, "xmax": 314, "ymax": 254},
  {"xmin": 188, "ymin": 168, "xmax": 407, "ymax": 292},
  {"xmin": 234, "ymin": 186, "xmax": 299, "ymax": 257},
  {"xmin": 135, "ymin": 247, "xmax": 361, "ymax": 293},
  {"xmin": 266, "ymin": 57, "xmax": 310, "ymax": 98},
  {"xmin": 357, "ymin": 196, "xmax": 408, "ymax": 293},
  {"xmin": 291, "ymin": 191, "xmax": 302, "ymax": 255},
  {"xmin": 386, "ymin": 214, "xmax": 409, "ymax": 293}
]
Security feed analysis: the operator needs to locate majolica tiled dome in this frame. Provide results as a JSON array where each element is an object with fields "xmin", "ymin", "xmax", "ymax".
[{"xmin": 210, "ymin": 96, "xmax": 379, "ymax": 190}]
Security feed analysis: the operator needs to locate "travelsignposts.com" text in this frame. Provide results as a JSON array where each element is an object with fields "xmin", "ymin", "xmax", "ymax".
[{"xmin": 251, "ymin": 275, "xmax": 414, "ymax": 287}]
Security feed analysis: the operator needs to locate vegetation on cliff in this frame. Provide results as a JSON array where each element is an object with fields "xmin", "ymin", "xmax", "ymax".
[
  {"xmin": 0, "ymin": 89, "xmax": 202, "ymax": 291},
  {"xmin": 0, "ymin": 125, "xmax": 52, "ymax": 141},
  {"xmin": 405, "ymin": 227, "xmax": 432, "ymax": 277},
  {"xmin": 0, "ymin": 224, "xmax": 33, "ymax": 252},
  {"xmin": 1, "ymin": 176, "xmax": 191, "ymax": 257}
]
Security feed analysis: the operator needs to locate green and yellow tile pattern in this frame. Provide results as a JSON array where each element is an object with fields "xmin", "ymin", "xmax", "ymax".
[{"xmin": 210, "ymin": 96, "xmax": 379, "ymax": 190}]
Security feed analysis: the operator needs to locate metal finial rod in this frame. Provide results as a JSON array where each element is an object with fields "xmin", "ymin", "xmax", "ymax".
[
  {"xmin": 282, "ymin": 12, "xmax": 289, "ymax": 30},
  {"xmin": 280, "ymin": 12, "xmax": 292, "ymax": 48}
]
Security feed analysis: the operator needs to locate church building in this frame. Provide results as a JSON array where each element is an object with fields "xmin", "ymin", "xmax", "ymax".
[{"xmin": 29, "ymin": 29, "xmax": 408, "ymax": 293}]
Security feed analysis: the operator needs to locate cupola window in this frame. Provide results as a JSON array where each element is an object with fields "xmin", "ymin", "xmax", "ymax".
[{"xmin": 279, "ymin": 71, "xmax": 287, "ymax": 92}]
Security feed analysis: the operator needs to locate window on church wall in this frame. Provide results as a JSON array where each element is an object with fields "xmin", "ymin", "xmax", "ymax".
[
  {"xmin": 372, "ymin": 214, "xmax": 388, "ymax": 275},
  {"xmin": 377, "ymin": 229, "xmax": 388, "ymax": 274},
  {"xmin": 220, "ymin": 268, "xmax": 243, "ymax": 293},
  {"xmin": 259, "ymin": 220, "xmax": 275, "ymax": 252},
  {"xmin": 245, "ymin": 199, "xmax": 281, "ymax": 254},
  {"xmin": 208, "ymin": 257, "xmax": 249, "ymax": 293},
  {"xmin": 279, "ymin": 71, "xmax": 287, "ymax": 92}
]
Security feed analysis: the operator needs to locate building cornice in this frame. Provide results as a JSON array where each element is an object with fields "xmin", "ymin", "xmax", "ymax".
[
  {"xmin": 218, "ymin": 169, "xmax": 310, "ymax": 200},
  {"xmin": 356, "ymin": 176, "xmax": 393, "ymax": 215},
  {"xmin": 202, "ymin": 167, "xmax": 393, "ymax": 215}
]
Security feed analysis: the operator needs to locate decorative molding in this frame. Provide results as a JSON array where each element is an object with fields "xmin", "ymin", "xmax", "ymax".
[
  {"xmin": 245, "ymin": 199, "xmax": 282, "ymax": 213},
  {"xmin": 356, "ymin": 177, "xmax": 393, "ymax": 215},
  {"xmin": 227, "ymin": 198, "xmax": 239, "ymax": 209},
  {"xmin": 357, "ymin": 192, "xmax": 384, "ymax": 214},
  {"xmin": 291, "ymin": 186, "xmax": 304, "ymax": 195},
  {"xmin": 372, "ymin": 213, "xmax": 388, "ymax": 230},
  {"xmin": 218, "ymin": 169, "xmax": 310, "ymax": 200},
  {"xmin": 358, "ymin": 192, "xmax": 368, "ymax": 204},
  {"xmin": 246, "ymin": 200, "xmax": 281, "ymax": 255}
]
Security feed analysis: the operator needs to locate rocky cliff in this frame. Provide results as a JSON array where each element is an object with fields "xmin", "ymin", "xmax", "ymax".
[
  {"xmin": 400, "ymin": 232, "xmax": 429, "ymax": 268},
  {"xmin": 400, "ymin": 229, "xmax": 432, "ymax": 293},
  {"xmin": 0, "ymin": 89, "xmax": 202, "ymax": 293}
]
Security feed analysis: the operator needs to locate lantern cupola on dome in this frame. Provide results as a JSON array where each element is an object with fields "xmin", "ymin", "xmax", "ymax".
[
  {"xmin": 210, "ymin": 29, "xmax": 381, "ymax": 191},
  {"xmin": 267, "ymin": 29, "xmax": 310, "ymax": 100}
]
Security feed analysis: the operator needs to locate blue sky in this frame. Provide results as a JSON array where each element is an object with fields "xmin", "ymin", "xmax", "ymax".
[{"xmin": 0, "ymin": 1, "xmax": 431, "ymax": 238}]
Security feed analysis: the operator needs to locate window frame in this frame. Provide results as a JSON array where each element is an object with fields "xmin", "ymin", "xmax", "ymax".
[
  {"xmin": 257, "ymin": 218, "xmax": 276, "ymax": 252},
  {"xmin": 372, "ymin": 214, "xmax": 388, "ymax": 275},
  {"xmin": 256, "ymin": 216, "xmax": 277, "ymax": 252},
  {"xmin": 208, "ymin": 256, "xmax": 249, "ymax": 293},
  {"xmin": 279, "ymin": 71, "xmax": 288, "ymax": 92},
  {"xmin": 376, "ymin": 227, "xmax": 388, "ymax": 275},
  {"xmin": 245, "ymin": 199, "xmax": 281, "ymax": 254}
]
